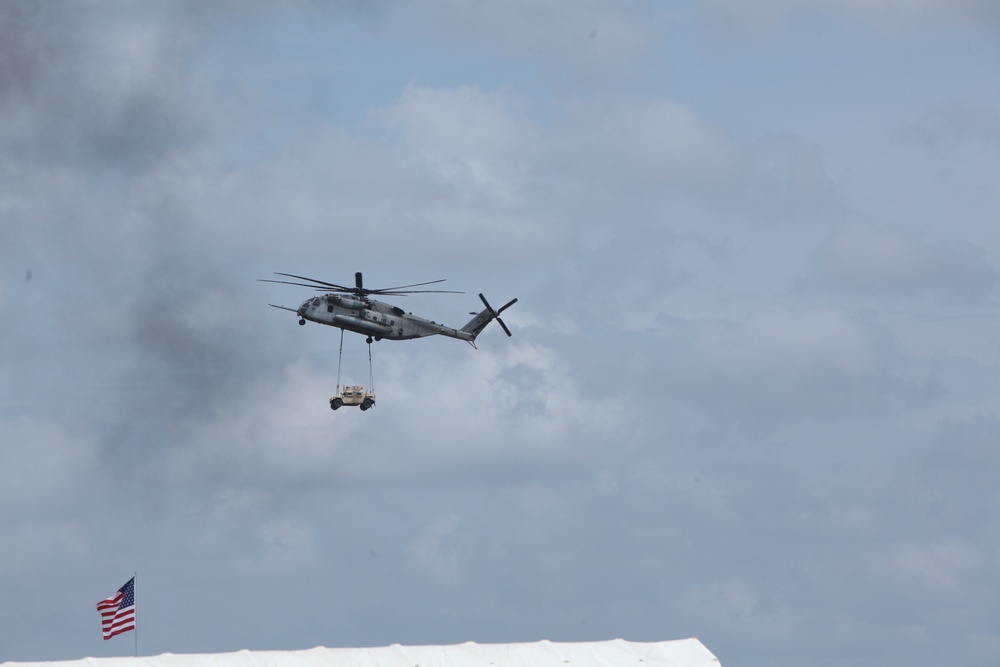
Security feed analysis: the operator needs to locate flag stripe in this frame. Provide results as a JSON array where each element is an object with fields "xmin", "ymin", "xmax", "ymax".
[
  {"xmin": 100, "ymin": 611, "xmax": 136, "ymax": 638},
  {"xmin": 104, "ymin": 620, "xmax": 135, "ymax": 632},
  {"xmin": 100, "ymin": 617, "xmax": 135, "ymax": 637},
  {"xmin": 96, "ymin": 596, "xmax": 123, "ymax": 612},
  {"xmin": 102, "ymin": 612, "xmax": 135, "ymax": 628}
]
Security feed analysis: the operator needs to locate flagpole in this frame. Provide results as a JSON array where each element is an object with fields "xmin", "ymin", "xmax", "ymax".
[{"xmin": 134, "ymin": 571, "xmax": 138, "ymax": 658}]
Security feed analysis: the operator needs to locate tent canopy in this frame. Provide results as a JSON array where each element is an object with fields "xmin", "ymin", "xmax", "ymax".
[{"xmin": 2, "ymin": 639, "xmax": 719, "ymax": 667}]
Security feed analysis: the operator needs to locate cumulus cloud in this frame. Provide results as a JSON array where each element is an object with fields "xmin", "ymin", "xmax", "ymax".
[
  {"xmin": 656, "ymin": 305, "xmax": 903, "ymax": 426},
  {"xmin": 123, "ymin": 85, "xmax": 569, "ymax": 265},
  {"xmin": 232, "ymin": 516, "xmax": 319, "ymax": 576},
  {"xmin": 550, "ymin": 99, "xmax": 837, "ymax": 223},
  {"xmin": 0, "ymin": 416, "xmax": 109, "ymax": 580},
  {"xmin": 889, "ymin": 540, "xmax": 983, "ymax": 598},
  {"xmin": 708, "ymin": 0, "xmax": 1000, "ymax": 29},
  {"xmin": 61, "ymin": 73, "xmax": 838, "ymax": 286},
  {"xmin": 147, "ymin": 334, "xmax": 645, "ymax": 502},
  {"xmin": 803, "ymin": 224, "xmax": 999, "ymax": 301},
  {"xmin": 892, "ymin": 100, "xmax": 1000, "ymax": 153},
  {"xmin": 0, "ymin": 1, "xmax": 201, "ymax": 168},
  {"xmin": 372, "ymin": 84, "xmax": 538, "ymax": 205},
  {"xmin": 412, "ymin": 0, "xmax": 656, "ymax": 88},
  {"xmin": 167, "ymin": 84, "xmax": 837, "ymax": 272},
  {"xmin": 1, "ymin": 2, "xmax": 998, "ymax": 664},
  {"xmin": 165, "ymin": 359, "xmax": 358, "ymax": 485},
  {"xmin": 688, "ymin": 579, "xmax": 793, "ymax": 640},
  {"xmin": 560, "ymin": 99, "xmax": 741, "ymax": 191},
  {"xmin": 407, "ymin": 513, "xmax": 466, "ymax": 585}
]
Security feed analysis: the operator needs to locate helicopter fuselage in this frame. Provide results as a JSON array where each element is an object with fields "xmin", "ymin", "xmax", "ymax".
[{"xmin": 295, "ymin": 293, "xmax": 479, "ymax": 342}]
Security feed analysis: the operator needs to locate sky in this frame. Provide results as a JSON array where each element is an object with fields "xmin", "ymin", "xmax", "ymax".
[{"xmin": 1, "ymin": 1, "xmax": 999, "ymax": 666}]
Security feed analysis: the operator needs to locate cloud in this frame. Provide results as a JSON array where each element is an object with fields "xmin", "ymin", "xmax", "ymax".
[
  {"xmin": 551, "ymin": 100, "xmax": 837, "ymax": 223},
  {"xmin": 1, "ymin": 3, "xmax": 998, "ymax": 664},
  {"xmin": 232, "ymin": 515, "xmax": 319, "ymax": 576},
  {"xmin": 0, "ymin": 1, "xmax": 201, "ymax": 169},
  {"xmin": 145, "ymin": 333, "xmax": 645, "ymax": 502},
  {"xmin": 0, "ymin": 417, "xmax": 103, "ymax": 514},
  {"xmin": 919, "ymin": 416, "xmax": 1000, "ymax": 531},
  {"xmin": 803, "ymin": 224, "xmax": 999, "ymax": 301},
  {"xmin": 167, "ymin": 84, "xmax": 837, "ymax": 272},
  {"xmin": 407, "ymin": 513, "xmax": 465, "ymax": 585},
  {"xmin": 559, "ymin": 98, "xmax": 741, "ymax": 192},
  {"xmin": 888, "ymin": 540, "xmax": 983, "ymax": 598},
  {"xmin": 412, "ymin": 0, "xmax": 656, "ymax": 88},
  {"xmin": 654, "ymin": 305, "xmax": 904, "ymax": 427},
  {"xmin": 59, "ymin": 77, "xmax": 837, "ymax": 289},
  {"xmin": 708, "ymin": 0, "xmax": 1000, "ymax": 30},
  {"xmin": 164, "ymin": 359, "xmax": 365, "ymax": 485},
  {"xmin": 688, "ymin": 579, "xmax": 793, "ymax": 640},
  {"xmin": 892, "ymin": 100, "xmax": 1000, "ymax": 153},
  {"xmin": 372, "ymin": 84, "xmax": 538, "ymax": 207},
  {"xmin": 0, "ymin": 416, "xmax": 109, "ymax": 581},
  {"xmin": 130, "ymin": 86, "xmax": 569, "ymax": 266}
]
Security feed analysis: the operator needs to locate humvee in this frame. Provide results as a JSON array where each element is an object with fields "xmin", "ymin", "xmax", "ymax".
[{"xmin": 330, "ymin": 385, "xmax": 375, "ymax": 411}]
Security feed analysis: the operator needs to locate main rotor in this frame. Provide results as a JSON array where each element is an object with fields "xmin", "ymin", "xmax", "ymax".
[{"xmin": 260, "ymin": 271, "xmax": 463, "ymax": 299}]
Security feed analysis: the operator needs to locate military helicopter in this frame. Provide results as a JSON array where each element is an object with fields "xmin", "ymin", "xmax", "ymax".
[{"xmin": 262, "ymin": 271, "xmax": 517, "ymax": 347}]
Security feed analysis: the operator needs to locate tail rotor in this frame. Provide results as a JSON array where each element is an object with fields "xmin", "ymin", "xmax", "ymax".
[{"xmin": 479, "ymin": 293, "xmax": 517, "ymax": 337}]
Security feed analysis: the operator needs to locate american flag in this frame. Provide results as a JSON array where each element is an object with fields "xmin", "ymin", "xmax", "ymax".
[{"xmin": 96, "ymin": 577, "xmax": 136, "ymax": 640}]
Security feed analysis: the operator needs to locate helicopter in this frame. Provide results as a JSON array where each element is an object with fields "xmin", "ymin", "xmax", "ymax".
[{"xmin": 262, "ymin": 272, "xmax": 517, "ymax": 347}]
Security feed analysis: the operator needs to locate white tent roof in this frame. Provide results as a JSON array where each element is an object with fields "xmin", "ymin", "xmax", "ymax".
[{"xmin": 3, "ymin": 639, "xmax": 719, "ymax": 667}]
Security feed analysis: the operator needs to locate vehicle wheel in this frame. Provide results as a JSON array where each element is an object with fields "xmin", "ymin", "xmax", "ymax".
[
  {"xmin": 331, "ymin": 398, "xmax": 343, "ymax": 410},
  {"xmin": 361, "ymin": 399, "xmax": 373, "ymax": 411},
  {"xmin": 299, "ymin": 319, "xmax": 306, "ymax": 326}
]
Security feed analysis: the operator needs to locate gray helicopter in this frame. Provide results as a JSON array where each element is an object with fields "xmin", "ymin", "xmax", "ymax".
[{"xmin": 262, "ymin": 272, "xmax": 517, "ymax": 347}]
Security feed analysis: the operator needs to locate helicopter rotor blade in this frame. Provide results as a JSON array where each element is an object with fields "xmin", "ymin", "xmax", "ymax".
[
  {"xmin": 356, "ymin": 272, "xmax": 459, "ymax": 295},
  {"xmin": 271, "ymin": 273, "xmax": 353, "ymax": 291},
  {"xmin": 375, "ymin": 288, "xmax": 464, "ymax": 295},
  {"xmin": 497, "ymin": 297, "xmax": 518, "ymax": 314},
  {"xmin": 259, "ymin": 278, "xmax": 349, "ymax": 291},
  {"xmin": 264, "ymin": 272, "xmax": 462, "ymax": 296},
  {"xmin": 479, "ymin": 293, "xmax": 494, "ymax": 312},
  {"xmin": 496, "ymin": 317, "xmax": 513, "ymax": 337},
  {"xmin": 370, "ymin": 278, "xmax": 452, "ymax": 293}
]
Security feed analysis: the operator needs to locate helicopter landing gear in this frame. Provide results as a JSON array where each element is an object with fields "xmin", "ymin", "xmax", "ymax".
[
  {"xmin": 366, "ymin": 336, "xmax": 373, "ymax": 344},
  {"xmin": 299, "ymin": 318, "xmax": 306, "ymax": 326}
]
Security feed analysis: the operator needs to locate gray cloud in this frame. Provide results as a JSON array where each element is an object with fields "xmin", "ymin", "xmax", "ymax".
[
  {"xmin": 707, "ymin": 0, "xmax": 1000, "ymax": 30},
  {"xmin": 892, "ymin": 100, "xmax": 1000, "ymax": 153},
  {"xmin": 648, "ymin": 306, "xmax": 910, "ymax": 429},
  {"xmin": 802, "ymin": 224, "xmax": 999, "ymax": 301},
  {"xmin": 1, "ymin": 3, "xmax": 998, "ymax": 667},
  {"xmin": 0, "ymin": 2, "xmax": 201, "ymax": 169}
]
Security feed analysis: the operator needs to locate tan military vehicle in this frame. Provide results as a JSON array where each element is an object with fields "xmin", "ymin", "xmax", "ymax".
[{"xmin": 330, "ymin": 385, "xmax": 375, "ymax": 411}]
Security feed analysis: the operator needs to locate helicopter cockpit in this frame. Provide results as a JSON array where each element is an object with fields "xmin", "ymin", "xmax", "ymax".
[{"xmin": 298, "ymin": 297, "xmax": 321, "ymax": 315}]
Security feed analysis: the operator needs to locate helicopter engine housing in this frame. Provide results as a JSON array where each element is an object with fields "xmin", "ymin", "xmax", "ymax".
[{"xmin": 329, "ymin": 295, "xmax": 365, "ymax": 310}]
